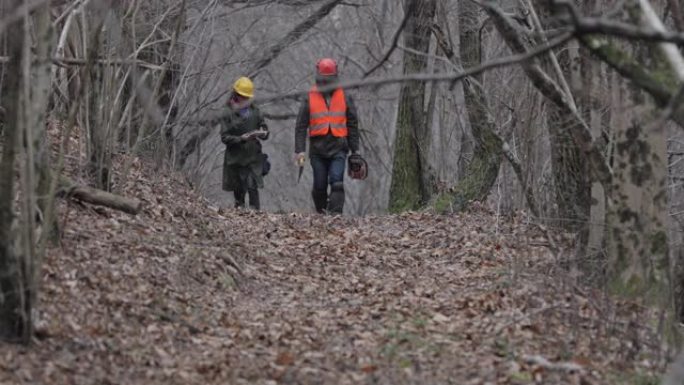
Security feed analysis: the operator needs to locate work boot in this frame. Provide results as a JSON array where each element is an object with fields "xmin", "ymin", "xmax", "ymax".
[
  {"xmin": 234, "ymin": 189, "xmax": 246, "ymax": 208},
  {"xmin": 248, "ymin": 188, "xmax": 260, "ymax": 210},
  {"xmin": 312, "ymin": 189, "xmax": 328, "ymax": 214},
  {"xmin": 328, "ymin": 182, "xmax": 345, "ymax": 214}
]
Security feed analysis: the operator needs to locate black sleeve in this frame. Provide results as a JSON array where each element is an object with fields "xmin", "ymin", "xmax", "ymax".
[
  {"xmin": 257, "ymin": 109, "xmax": 270, "ymax": 140},
  {"xmin": 346, "ymin": 95, "xmax": 360, "ymax": 153},
  {"xmin": 294, "ymin": 98, "xmax": 309, "ymax": 154},
  {"xmin": 220, "ymin": 117, "xmax": 243, "ymax": 145}
]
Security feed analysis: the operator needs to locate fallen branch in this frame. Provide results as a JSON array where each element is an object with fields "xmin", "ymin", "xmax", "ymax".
[
  {"xmin": 58, "ymin": 176, "xmax": 142, "ymax": 215},
  {"xmin": 522, "ymin": 354, "xmax": 585, "ymax": 374}
]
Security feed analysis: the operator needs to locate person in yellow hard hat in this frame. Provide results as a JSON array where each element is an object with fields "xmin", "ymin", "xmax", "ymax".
[{"xmin": 220, "ymin": 77, "xmax": 270, "ymax": 210}]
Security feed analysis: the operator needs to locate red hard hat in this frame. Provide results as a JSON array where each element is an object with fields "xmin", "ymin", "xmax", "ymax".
[{"xmin": 316, "ymin": 58, "xmax": 338, "ymax": 76}]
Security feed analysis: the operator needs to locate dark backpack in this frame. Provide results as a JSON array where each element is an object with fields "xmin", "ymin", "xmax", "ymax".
[{"xmin": 261, "ymin": 153, "xmax": 271, "ymax": 176}]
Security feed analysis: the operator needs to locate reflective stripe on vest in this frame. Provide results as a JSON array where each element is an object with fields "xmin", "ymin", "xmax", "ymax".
[{"xmin": 308, "ymin": 87, "xmax": 348, "ymax": 137}]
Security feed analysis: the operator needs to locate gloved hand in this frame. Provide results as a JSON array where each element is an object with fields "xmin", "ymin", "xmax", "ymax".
[
  {"xmin": 295, "ymin": 152, "xmax": 306, "ymax": 166},
  {"xmin": 241, "ymin": 131, "xmax": 264, "ymax": 141}
]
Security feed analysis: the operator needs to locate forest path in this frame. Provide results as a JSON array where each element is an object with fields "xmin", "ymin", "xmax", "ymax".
[
  {"xmin": 0, "ymin": 162, "xmax": 661, "ymax": 385},
  {"xmin": 223, "ymin": 210, "xmax": 553, "ymax": 385}
]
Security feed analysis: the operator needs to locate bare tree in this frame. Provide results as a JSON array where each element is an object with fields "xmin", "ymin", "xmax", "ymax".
[
  {"xmin": 0, "ymin": 0, "xmax": 32, "ymax": 342},
  {"xmin": 388, "ymin": 0, "xmax": 437, "ymax": 212},
  {"xmin": 431, "ymin": 0, "xmax": 504, "ymax": 212}
]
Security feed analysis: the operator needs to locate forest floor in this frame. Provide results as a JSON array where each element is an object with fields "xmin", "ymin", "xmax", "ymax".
[{"xmin": 0, "ymin": 148, "xmax": 671, "ymax": 384}]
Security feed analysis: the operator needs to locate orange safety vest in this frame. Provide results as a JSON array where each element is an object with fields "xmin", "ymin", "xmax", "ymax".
[{"xmin": 308, "ymin": 87, "xmax": 348, "ymax": 138}]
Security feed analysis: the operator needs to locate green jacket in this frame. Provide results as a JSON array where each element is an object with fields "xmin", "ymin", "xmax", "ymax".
[{"xmin": 220, "ymin": 105, "xmax": 269, "ymax": 191}]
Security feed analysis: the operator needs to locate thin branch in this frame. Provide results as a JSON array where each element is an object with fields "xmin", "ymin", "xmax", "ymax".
[
  {"xmin": 363, "ymin": 2, "xmax": 414, "ymax": 78},
  {"xmin": 0, "ymin": 0, "xmax": 50, "ymax": 36},
  {"xmin": 576, "ymin": 17, "xmax": 684, "ymax": 45},
  {"xmin": 553, "ymin": 0, "xmax": 684, "ymax": 45},
  {"xmin": 481, "ymin": 0, "xmax": 613, "ymax": 186},
  {"xmin": 252, "ymin": 32, "xmax": 574, "ymax": 105},
  {"xmin": 52, "ymin": 57, "xmax": 168, "ymax": 71},
  {"xmin": 177, "ymin": 31, "xmax": 572, "ymax": 128},
  {"xmin": 522, "ymin": 0, "xmax": 578, "ymax": 113},
  {"xmin": 248, "ymin": 0, "xmax": 345, "ymax": 78},
  {"xmin": 0, "ymin": 55, "xmax": 170, "ymax": 70}
]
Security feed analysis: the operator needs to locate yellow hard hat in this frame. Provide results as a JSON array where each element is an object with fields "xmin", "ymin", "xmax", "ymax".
[{"xmin": 233, "ymin": 76, "xmax": 254, "ymax": 98}]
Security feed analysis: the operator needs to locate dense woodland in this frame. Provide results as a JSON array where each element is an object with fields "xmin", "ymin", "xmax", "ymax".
[{"xmin": 2, "ymin": 0, "xmax": 684, "ymax": 383}]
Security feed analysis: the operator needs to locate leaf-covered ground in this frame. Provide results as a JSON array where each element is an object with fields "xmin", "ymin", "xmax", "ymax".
[{"xmin": 0, "ymin": 157, "xmax": 667, "ymax": 384}]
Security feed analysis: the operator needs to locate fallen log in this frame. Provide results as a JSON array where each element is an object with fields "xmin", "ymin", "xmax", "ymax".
[{"xmin": 58, "ymin": 176, "xmax": 142, "ymax": 215}]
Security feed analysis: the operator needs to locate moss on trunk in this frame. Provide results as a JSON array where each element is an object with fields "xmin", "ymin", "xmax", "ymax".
[
  {"xmin": 438, "ymin": 83, "xmax": 503, "ymax": 212},
  {"xmin": 389, "ymin": 90, "xmax": 425, "ymax": 212},
  {"xmin": 434, "ymin": 0, "xmax": 503, "ymax": 213},
  {"xmin": 388, "ymin": 0, "xmax": 437, "ymax": 212}
]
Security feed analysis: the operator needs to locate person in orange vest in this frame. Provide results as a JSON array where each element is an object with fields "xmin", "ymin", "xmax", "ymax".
[{"xmin": 294, "ymin": 58, "xmax": 360, "ymax": 214}]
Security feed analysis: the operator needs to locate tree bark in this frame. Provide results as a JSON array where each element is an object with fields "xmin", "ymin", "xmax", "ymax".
[
  {"xmin": 484, "ymin": 4, "xmax": 612, "ymax": 190},
  {"xmin": 546, "ymin": 96, "xmax": 591, "ymax": 231},
  {"xmin": 0, "ymin": 0, "xmax": 31, "ymax": 342},
  {"xmin": 668, "ymin": 0, "xmax": 684, "ymax": 31},
  {"xmin": 81, "ymin": 7, "xmax": 111, "ymax": 190},
  {"xmin": 525, "ymin": 1, "xmax": 591, "ymax": 231},
  {"xmin": 388, "ymin": 0, "xmax": 437, "ymax": 212},
  {"xmin": 546, "ymin": 0, "xmax": 674, "ymax": 311},
  {"xmin": 31, "ymin": 2, "xmax": 57, "ymax": 243},
  {"xmin": 437, "ymin": 0, "xmax": 503, "ymax": 211},
  {"xmin": 606, "ymin": 88, "xmax": 669, "ymax": 303}
]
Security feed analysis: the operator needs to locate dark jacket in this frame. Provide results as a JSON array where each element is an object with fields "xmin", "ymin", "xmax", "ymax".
[
  {"xmin": 294, "ymin": 90, "xmax": 360, "ymax": 158},
  {"xmin": 220, "ymin": 105, "xmax": 269, "ymax": 191}
]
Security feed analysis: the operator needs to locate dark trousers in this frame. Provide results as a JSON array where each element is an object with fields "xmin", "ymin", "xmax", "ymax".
[
  {"xmin": 234, "ymin": 188, "xmax": 260, "ymax": 210},
  {"xmin": 310, "ymin": 151, "xmax": 346, "ymax": 191},
  {"xmin": 310, "ymin": 151, "xmax": 346, "ymax": 213}
]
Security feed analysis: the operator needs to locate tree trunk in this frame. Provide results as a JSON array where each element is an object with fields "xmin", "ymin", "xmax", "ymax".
[
  {"xmin": 483, "ymin": 3, "xmax": 612, "ymax": 190},
  {"xmin": 388, "ymin": 0, "xmax": 437, "ymax": 212},
  {"xmin": 541, "ymin": 0, "xmax": 674, "ymax": 311},
  {"xmin": 546, "ymin": 101, "xmax": 591, "ymax": 231},
  {"xmin": 606, "ymin": 90, "xmax": 669, "ymax": 304},
  {"xmin": 0, "ymin": 0, "xmax": 31, "ymax": 342},
  {"xmin": 527, "ymin": 2, "xmax": 592, "ymax": 232},
  {"xmin": 82, "ymin": 8, "xmax": 112, "ymax": 191},
  {"xmin": 585, "ymin": 53, "xmax": 610, "ymax": 268},
  {"xmin": 31, "ymin": 2, "xmax": 57, "ymax": 244},
  {"xmin": 439, "ymin": 0, "xmax": 503, "ymax": 212}
]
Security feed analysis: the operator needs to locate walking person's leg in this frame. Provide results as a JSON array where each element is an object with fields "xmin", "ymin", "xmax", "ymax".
[
  {"xmin": 248, "ymin": 188, "xmax": 260, "ymax": 210},
  {"xmin": 310, "ymin": 155, "xmax": 330, "ymax": 213},
  {"xmin": 234, "ymin": 166, "xmax": 252, "ymax": 208},
  {"xmin": 327, "ymin": 151, "xmax": 347, "ymax": 214},
  {"xmin": 234, "ymin": 188, "xmax": 246, "ymax": 208}
]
